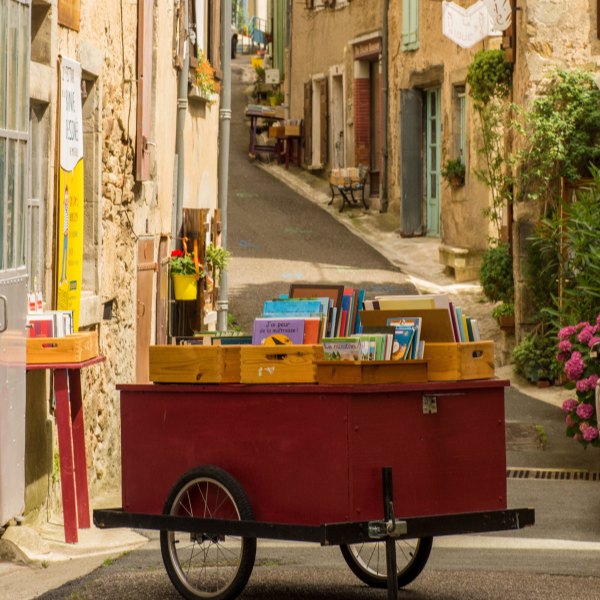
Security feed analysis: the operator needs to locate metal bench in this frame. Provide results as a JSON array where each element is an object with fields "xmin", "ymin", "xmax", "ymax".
[{"xmin": 329, "ymin": 164, "xmax": 370, "ymax": 212}]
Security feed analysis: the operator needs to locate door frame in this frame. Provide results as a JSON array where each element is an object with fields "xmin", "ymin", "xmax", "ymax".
[{"xmin": 426, "ymin": 87, "xmax": 441, "ymax": 237}]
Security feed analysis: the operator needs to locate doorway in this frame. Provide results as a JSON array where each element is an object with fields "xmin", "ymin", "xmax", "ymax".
[
  {"xmin": 426, "ymin": 88, "xmax": 441, "ymax": 236},
  {"xmin": 331, "ymin": 73, "xmax": 345, "ymax": 169},
  {"xmin": 369, "ymin": 61, "xmax": 380, "ymax": 197}
]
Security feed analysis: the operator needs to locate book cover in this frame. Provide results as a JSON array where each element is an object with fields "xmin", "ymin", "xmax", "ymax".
[
  {"xmin": 341, "ymin": 294, "xmax": 351, "ymax": 335},
  {"xmin": 466, "ymin": 317, "xmax": 474, "ymax": 342},
  {"xmin": 375, "ymin": 294, "xmax": 450, "ymax": 309},
  {"xmin": 387, "ymin": 318, "xmax": 421, "ymax": 360},
  {"xmin": 462, "ymin": 315, "xmax": 469, "ymax": 342},
  {"xmin": 354, "ymin": 290, "xmax": 366, "ymax": 334},
  {"xmin": 376, "ymin": 298, "xmax": 436, "ymax": 311},
  {"xmin": 391, "ymin": 327, "xmax": 415, "ymax": 360},
  {"xmin": 417, "ymin": 340, "xmax": 425, "ymax": 360},
  {"xmin": 264, "ymin": 300, "xmax": 323, "ymax": 315},
  {"xmin": 340, "ymin": 310, "xmax": 348, "ymax": 338},
  {"xmin": 322, "ymin": 338, "xmax": 361, "ymax": 361},
  {"xmin": 448, "ymin": 301, "xmax": 460, "ymax": 342},
  {"xmin": 27, "ymin": 316, "xmax": 54, "ymax": 338},
  {"xmin": 303, "ymin": 318, "xmax": 321, "ymax": 344},
  {"xmin": 252, "ymin": 319, "xmax": 305, "ymax": 346},
  {"xmin": 472, "ymin": 319, "xmax": 481, "ymax": 341}
]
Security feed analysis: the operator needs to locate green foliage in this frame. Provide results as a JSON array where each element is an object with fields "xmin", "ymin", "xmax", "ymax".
[
  {"xmin": 479, "ymin": 244, "xmax": 514, "ymax": 303},
  {"xmin": 512, "ymin": 333, "xmax": 559, "ymax": 381},
  {"xmin": 491, "ymin": 302, "xmax": 514, "ymax": 326},
  {"xmin": 441, "ymin": 158, "xmax": 465, "ymax": 186},
  {"xmin": 510, "ymin": 68, "xmax": 600, "ymax": 209},
  {"xmin": 52, "ymin": 449, "xmax": 60, "ymax": 484},
  {"xmin": 467, "ymin": 50, "xmax": 512, "ymax": 106},
  {"xmin": 467, "ymin": 50, "xmax": 513, "ymax": 242},
  {"xmin": 206, "ymin": 243, "xmax": 231, "ymax": 282},
  {"xmin": 232, "ymin": 0, "xmax": 247, "ymax": 28},
  {"xmin": 171, "ymin": 253, "xmax": 203, "ymax": 277},
  {"xmin": 532, "ymin": 167, "xmax": 600, "ymax": 328},
  {"xmin": 227, "ymin": 313, "xmax": 244, "ymax": 332}
]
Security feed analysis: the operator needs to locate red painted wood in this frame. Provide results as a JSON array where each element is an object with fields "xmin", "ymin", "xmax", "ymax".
[
  {"xmin": 121, "ymin": 391, "xmax": 350, "ymax": 524},
  {"xmin": 349, "ymin": 388, "xmax": 507, "ymax": 521},
  {"xmin": 120, "ymin": 381, "xmax": 509, "ymax": 525},
  {"xmin": 68, "ymin": 369, "xmax": 91, "ymax": 528},
  {"xmin": 54, "ymin": 370, "xmax": 78, "ymax": 543},
  {"xmin": 26, "ymin": 356, "xmax": 106, "ymax": 371}
]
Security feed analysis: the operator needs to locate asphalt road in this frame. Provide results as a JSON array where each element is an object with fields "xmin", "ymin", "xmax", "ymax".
[{"xmin": 32, "ymin": 59, "xmax": 600, "ymax": 600}]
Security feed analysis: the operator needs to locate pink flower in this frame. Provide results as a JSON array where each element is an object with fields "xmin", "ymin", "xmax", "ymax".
[
  {"xmin": 576, "ymin": 375, "xmax": 599, "ymax": 392},
  {"xmin": 578, "ymin": 326, "xmax": 594, "ymax": 344},
  {"xmin": 575, "ymin": 434, "xmax": 582, "ymax": 442},
  {"xmin": 557, "ymin": 352, "xmax": 568, "ymax": 362},
  {"xmin": 584, "ymin": 427, "xmax": 599, "ymax": 442},
  {"xmin": 567, "ymin": 414, "xmax": 574, "ymax": 427},
  {"xmin": 562, "ymin": 398, "xmax": 579, "ymax": 413},
  {"xmin": 588, "ymin": 337, "xmax": 600, "ymax": 348},
  {"xmin": 577, "ymin": 403, "xmax": 594, "ymax": 420},
  {"xmin": 597, "ymin": 314, "xmax": 600, "ymax": 327},
  {"xmin": 559, "ymin": 340, "xmax": 572, "ymax": 352},
  {"xmin": 576, "ymin": 322, "xmax": 591, "ymax": 330},
  {"xmin": 559, "ymin": 326, "xmax": 577, "ymax": 340},
  {"xmin": 580, "ymin": 421, "xmax": 590, "ymax": 433},
  {"xmin": 565, "ymin": 351, "xmax": 585, "ymax": 381}
]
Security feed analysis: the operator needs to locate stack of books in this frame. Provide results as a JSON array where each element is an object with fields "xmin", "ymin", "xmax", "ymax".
[{"xmin": 27, "ymin": 311, "xmax": 74, "ymax": 338}]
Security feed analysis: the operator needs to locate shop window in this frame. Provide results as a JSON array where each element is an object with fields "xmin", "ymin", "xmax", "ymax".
[{"xmin": 402, "ymin": 0, "xmax": 419, "ymax": 51}]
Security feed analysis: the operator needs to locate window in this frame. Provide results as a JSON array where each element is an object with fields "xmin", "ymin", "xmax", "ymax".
[
  {"xmin": 402, "ymin": 0, "xmax": 419, "ymax": 51},
  {"xmin": 190, "ymin": 0, "xmax": 220, "ymax": 76},
  {"xmin": 452, "ymin": 85, "xmax": 466, "ymax": 165},
  {"xmin": 191, "ymin": 0, "xmax": 209, "ymax": 58}
]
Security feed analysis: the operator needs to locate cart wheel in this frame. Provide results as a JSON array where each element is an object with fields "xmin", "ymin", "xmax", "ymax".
[
  {"xmin": 160, "ymin": 466, "xmax": 256, "ymax": 600},
  {"xmin": 340, "ymin": 537, "xmax": 432, "ymax": 589}
]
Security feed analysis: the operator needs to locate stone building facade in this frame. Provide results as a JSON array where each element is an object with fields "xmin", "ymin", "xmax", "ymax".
[{"xmin": 7, "ymin": 0, "xmax": 222, "ymax": 525}]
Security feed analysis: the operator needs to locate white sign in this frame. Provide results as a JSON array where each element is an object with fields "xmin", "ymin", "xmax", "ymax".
[
  {"xmin": 483, "ymin": 0, "xmax": 512, "ymax": 31},
  {"xmin": 265, "ymin": 69, "xmax": 280, "ymax": 85},
  {"xmin": 442, "ymin": 1, "xmax": 489, "ymax": 49}
]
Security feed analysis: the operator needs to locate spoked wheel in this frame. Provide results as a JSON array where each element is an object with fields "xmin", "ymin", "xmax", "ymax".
[
  {"xmin": 340, "ymin": 537, "xmax": 433, "ymax": 589},
  {"xmin": 160, "ymin": 466, "xmax": 257, "ymax": 600}
]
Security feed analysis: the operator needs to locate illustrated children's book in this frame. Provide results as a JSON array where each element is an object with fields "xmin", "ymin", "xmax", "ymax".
[
  {"xmin": 252, "ymin": 319, "xmax": 305, "ymax": 346},
  {"xmin": 322, "ymin": 337, "xmax": 361, "ymax": 361}
]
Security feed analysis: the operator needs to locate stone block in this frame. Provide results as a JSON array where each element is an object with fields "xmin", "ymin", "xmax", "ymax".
[
  {"xmin": 438, "ymin": 245, "xmax": 485, "ymax": 282},
  {"xmin": 501, "ymin": 329, "xmax": 517, "ymax": 367}
]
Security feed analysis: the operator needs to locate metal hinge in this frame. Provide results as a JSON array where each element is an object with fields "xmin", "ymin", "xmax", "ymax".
[
  {"xmin": 423, "ymin": 395, "xmax": 437, "ymax": 414},
  {"xmin": 368, "ymin": 519, "xmax": 407, "ymax": 539},
  {"xmin": 137, "ymin": 262, "xmax": 158, "ymax": 272}
]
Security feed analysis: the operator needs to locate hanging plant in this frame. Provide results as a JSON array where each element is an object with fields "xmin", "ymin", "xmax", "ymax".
[
  {"xmin": 171, "ymin": 249, "xmax": 204, "ymax": 301},
  {"xmin": 193, "ymin": 51, "xmax": 222, "ymax": 104},
  {"xmin": 441, "ymin": 158, "xmax": 466, "ymax": 187},
  {"xmin": 206, "ymin": 243, "xmax": 231, "ymax": 283}
]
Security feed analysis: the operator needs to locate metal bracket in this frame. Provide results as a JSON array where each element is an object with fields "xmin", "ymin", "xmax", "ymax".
[
  {"xmin": 423, "ymin": 395, "xmax": 437, "ymax": 414},
  {"xmin": 137, "ymin": 263, "xmax": 158, "ymax": 272},
  {"xmin": 368, "ymin": 519, "xmax": 408, "ymax": 539}
]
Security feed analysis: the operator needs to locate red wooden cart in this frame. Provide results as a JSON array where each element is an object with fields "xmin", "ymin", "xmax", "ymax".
[{"xmin": 94, "ymin": 379, "xmax": 534, "ymax": 600}]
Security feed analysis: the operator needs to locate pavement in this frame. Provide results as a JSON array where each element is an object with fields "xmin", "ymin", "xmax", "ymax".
[{"xmin": 2, "ymin": 56, "xmax": 599, "ymax": 600}]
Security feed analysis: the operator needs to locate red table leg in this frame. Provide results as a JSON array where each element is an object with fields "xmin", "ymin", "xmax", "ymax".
[
  {"xmin": 69, "ymin": 368, "xmax": 90, "ymax": 529},
  {"xmin": 54, "ymin": 369, "xmax": 78, "ymax": 543}
]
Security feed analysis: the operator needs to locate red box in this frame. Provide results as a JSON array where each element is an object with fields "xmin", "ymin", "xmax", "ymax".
[{"xmin": 118, "ymin": 380, "xmax": 508, "ymax": 524}]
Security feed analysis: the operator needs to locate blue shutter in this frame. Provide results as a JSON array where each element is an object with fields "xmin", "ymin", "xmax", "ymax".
[{"xmin": 402, "ymin": 0, "xmax": 419, "ymax": 51}]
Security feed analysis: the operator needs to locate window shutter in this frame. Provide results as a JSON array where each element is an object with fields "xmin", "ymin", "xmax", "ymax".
[
  {"xmin": 320, "ymin": 79, "xmax": 328, "ymax": 166},
  {"xmin": 136, "ymin": 0, "xmax": 153, "ymax": 181},
  {"xmin": 304, "ymin": 82, "xmax": 312, "ymax": 166},
  {"xmin": 189, "ymin": 0, "xmax": 199, "ymax": 69},
  {"xmin": 210, "ymin": 0, "xmax": 222, "ymax": 80},
  {"xmin": 400, "ymin": 88, "xmax": 423, "ymax": 236},
  {"xmin": 402, "ymin": 0, "xmax": 419, "ymax": 49}
]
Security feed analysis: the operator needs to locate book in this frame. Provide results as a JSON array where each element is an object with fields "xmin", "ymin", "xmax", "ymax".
[
  {"xmin": 448, "ymin": 301, "xmax": 460, "ymax": 342},
  {"xmin": 465, "ymin": 317, "xmax": 475, "ymax": 343},
  {"xmin": 263, "ymin": 300, "xmax": 323, "ymax": 315},
  {"xmin": 391, "ymin": 327, "xmax": 415, "ymax": 360},
  {"xmin": 374, "ymin": 294, "xmax": 450, "ymax": 309},
  {"xmin": 455, "ymin": 307, "xmax": 466, "ymax": 342},
  {"xmin": 462, "ymin": 315, "xmax": 469, "ymax": 342},
  {"xmin": 472, "ymin": 319, "xmax": 481, "ymax": 341},
  {"xmin": 354, "ymin": 290, "xmax": 366, "ymax": 334},
  {"xmin": 303, "ymin": 318, "xmax": 322, "ymax": 344},
  {"xmin": 27, "ymin": 315, "xmax": 54, "ymax": 338},
  {"xmin": 387, "ymin": 318, "xmax": 421, "ymax": 360},
  {"xmin": 252, "ymin": 319, "xmax": 305, "ymax": 346},
  {"xmin": 341, "ymin": 294, "xmax": 351, "ymax": 335},
  {"xmin": 322, "ymin": 338, "xmax": 361, "ymax": 361},
  {"xmin": 417, "ymin": 340, "xmax": 425, "ymax": 360}
]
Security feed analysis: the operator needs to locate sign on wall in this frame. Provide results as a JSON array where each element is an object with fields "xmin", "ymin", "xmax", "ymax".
[
  {"xmin": 57, "ymin": 0, "xmax": 81, "ymax": 31},
  {"xmin": 57, "ymin": 57, "xmax": 84, "ymax": 330},
  {"xmin": 483, "ymin": 0, "xmax": 512, "ymax": 31},
  {"xmin": 442, "ymin": 1, "xmax": 490, "ymax": 49}
]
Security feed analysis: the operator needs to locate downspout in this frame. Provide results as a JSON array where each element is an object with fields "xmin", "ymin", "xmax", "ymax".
[
  {"xmin": 381, "ymin": 0, "xmax": 389, "ymax": 213},
  {"xmin": 285, "ymin": 0, "xmax": 291, "ymax": 120},
  {"xmin": 216, "ymin": 0, "xmax": 233, "ymax": 331},
  {"xmin": 174, "ymin": 0, "xmax": 189, "ymax": 245}
]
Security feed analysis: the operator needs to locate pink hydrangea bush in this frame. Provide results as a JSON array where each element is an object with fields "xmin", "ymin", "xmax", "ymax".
[{"xmin": 557, "ymin": 319, "xmax": 600, "ymax": 449}]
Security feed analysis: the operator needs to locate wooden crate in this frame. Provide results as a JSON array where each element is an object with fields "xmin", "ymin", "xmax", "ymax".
[
  {"xmin": 315, "ymin": 360, "xmax": 428, "ymax": 385},
  {"xmin": 26, "ymin": 332, "xmax": 99, "ymax": 365},
  {"xmin": 149, "ymin": 345, "xmax": 240, "ymax": 384},
  {"xmin": 285, "ymin": 125, "xmax": 301, "ymax": 137},
  {"xmin": 269, "ymin": 126, "xmax": 286, "ymax": 138},
  {"xmin": 240, "ymin": 345, "xmax": 324, "ymax": 384},
  {"xmin": 424, "ymin": 342, "xmax": 495, "ymax": 381}
]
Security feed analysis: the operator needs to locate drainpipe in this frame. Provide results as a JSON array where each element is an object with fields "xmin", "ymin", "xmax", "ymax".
[
  {"xmin": 174, "ymin": 0, "xmax": 189, "ymax": 245},
  {"xmin": 285, "ymin": 0, "xmax": 292, "ymax": 119},
  {"xmin": 216, "ymin": 0, "xmax": 233, "ymax": 332},
  {"xmin": 380, "ymin": 0, "xmax": 389, "ymax": 213}
]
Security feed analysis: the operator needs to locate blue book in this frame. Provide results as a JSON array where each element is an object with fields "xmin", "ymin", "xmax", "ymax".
[
  {"xmin": 279, "ymin": 295, "xmax": 289, "ymax": 299},
  {"xmin": 391, "ymin": 327, "xmax": 415, "ymax": 360},
  {"xmin": 263, "ymin": 300, "xmax": 323, "ymax": 315},
  {"xmin": 465, "ymin": 317, "xmax": 474, "ymax": 343},
  {"xmin": 455, "ymin": 307, "xmax": 466, "ymax": 342},
  {"xmin": 354, "ymin": 290, "xmax": 366, "ymax": 334}
]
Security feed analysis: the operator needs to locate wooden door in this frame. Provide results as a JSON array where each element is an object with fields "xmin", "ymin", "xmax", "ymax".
[{"xmin": 136, "ymin": 237, "xmax": 155, "ymax": 383}]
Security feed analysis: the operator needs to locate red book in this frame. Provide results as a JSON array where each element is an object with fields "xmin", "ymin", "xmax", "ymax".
[
  {"xmin": 339, "ymin": 311, "xmax": 347, "ymax": 338},
  {"xmin": 303, "ymin": 318, "xmax": 321, "ymax": 344}
]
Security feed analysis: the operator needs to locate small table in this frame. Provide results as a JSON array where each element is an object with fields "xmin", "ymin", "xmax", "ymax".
[
  {"xmin": 246, "ymin": 111, "xmax": 279, "ymax": 158},
  {"xmin": 285, "ymin": 136, "xmax": 302, "ymax": 170},
  {"xmin": 27, "ymin": 356, "xmax": 106, "ymax": 543}
]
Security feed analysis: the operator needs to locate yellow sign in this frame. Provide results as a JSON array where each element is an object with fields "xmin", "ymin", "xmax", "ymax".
[{"xmin": 57, "ymin": 57, "xmax": 84, "ymax": 331}]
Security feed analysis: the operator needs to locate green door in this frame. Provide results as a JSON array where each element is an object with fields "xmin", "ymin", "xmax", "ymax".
[{"xmin": 426, "ymin": 88, "xmax": 441, "ymax": 236}]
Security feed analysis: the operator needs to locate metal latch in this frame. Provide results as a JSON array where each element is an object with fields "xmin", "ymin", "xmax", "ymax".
[
  {"xmin": 423, "ymin": 395, "xmax": 438, "ymax": 414},
  {"xmin": 368, "ymin": 519, "xmax": 407, "ymax": 539}
]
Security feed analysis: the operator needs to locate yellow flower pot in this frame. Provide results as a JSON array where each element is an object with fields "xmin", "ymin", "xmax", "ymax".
[{"xmin": 172, "ymin": 274, "xmax": 198, "ymax": 301}]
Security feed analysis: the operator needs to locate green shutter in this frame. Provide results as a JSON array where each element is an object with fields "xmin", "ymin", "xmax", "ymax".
[{"xmin": 402, "ymin": 0, "xmax": 419, "ymax": 51}]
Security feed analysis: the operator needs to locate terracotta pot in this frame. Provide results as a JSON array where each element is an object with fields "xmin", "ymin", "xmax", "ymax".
[
  {"xmin": 449, "ymin": 175, "xmax": 464, "ymax": 187},
  {"xmin": 499, "ymin": 315, "xmax": 515, "ymax": 329}
]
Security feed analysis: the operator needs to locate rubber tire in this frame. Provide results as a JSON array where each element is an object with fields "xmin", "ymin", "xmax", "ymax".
[
  {"xmin": 231, "ymin": 37, "xmax": 237, "ymax": 59},
  {"xmin": 340, "ymin": 537, "xmax": 433, "ymax": 589},
  {"xmin": 160, "ymin": 466, "xmax": 257, "ymax": 600}
]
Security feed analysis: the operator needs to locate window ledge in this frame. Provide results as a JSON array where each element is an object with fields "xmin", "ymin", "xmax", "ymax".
[
  {"xmin": 188, "ymin": 84, "xmax": 217, "ymax": 104},
  {"xmin": 402, "ymin": 41, "xmax": 420, "ymax": 52}
]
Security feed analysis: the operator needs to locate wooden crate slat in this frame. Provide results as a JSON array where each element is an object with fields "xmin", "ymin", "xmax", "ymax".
[
  {"xmin": 315, "ymin": 360, "xmax": 428, "ymax": 385},
  {"xmin": 424, "ymin": 342, "xmax": 495, "ymax": 381},
  {"xmin": 240, "ymin": 345, "xmax": 324, "ymax": 384},
  {"xmin": 26, "ymin": 332, "xmax": 99, "ymax": 365}
]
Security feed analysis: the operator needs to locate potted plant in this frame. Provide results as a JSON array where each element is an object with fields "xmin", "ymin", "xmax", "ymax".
[
  {"xmin": 513, "ymin": 333, "xmax": 559, "ymax": 385},
  {"xmin": 206, "ymin": 243, "xmax": 231, "ymax": 285},
  {"xmin": 492, "ymin": 302, "xmax": 515, "ymax": 330},
  {"xmin": 171, "ymin": 249, "xmax": 204, "ymax": 301},
  {"xmin": 441, "ymin": 157, "xmax": 466, "ymax": 187}
]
